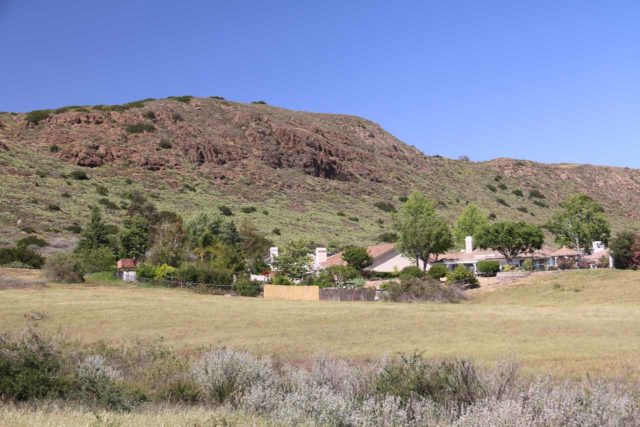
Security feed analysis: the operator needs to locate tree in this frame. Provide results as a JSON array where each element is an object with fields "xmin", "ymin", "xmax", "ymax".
[
  {"xmin": 148, "ymin": 218, "xmax": 187, "ymax": 267},
  {"xmin": 396, "ymin": 192, "xmax": 453, "ymax": 271},
  {"xmin": 238, "ymin": 219, "xmax": 272, "ymax": 272},
  {"xmin": 609, "ymin": 231, "xmax": 639, "ymax": 270},
  {"xmin": 453, "ymin": 203, "xmax": 488, "ymax": 248},
  {"xmin": 75, "ymin": 207, "xmax": 112, "ymax": 254},
  {"xmin": 546, "ymin": 194, "xmax": 610, "ymax": 255},
  {"xmin": 476, "ymin": 221, "xmax": 544, "ymax": 264},
  {"xmin": 119, "ymin": 215, "xmax": 151, "ymax": 259},
  {"xmin": 271, "ymin": 239, "xmax": 312, "ymax": 280},
  {"xmin": 341, "ymin": 246, "xmax": 373, "ymax": 271}
]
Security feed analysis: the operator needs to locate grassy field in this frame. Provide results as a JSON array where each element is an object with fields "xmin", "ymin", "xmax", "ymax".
[{"xmin": 1, "ymin": 268, "xmax": 639, "ymax": 378}]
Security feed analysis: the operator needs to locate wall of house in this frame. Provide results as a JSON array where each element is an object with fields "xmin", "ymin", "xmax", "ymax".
[{"xmin": 371, "ymin": 250, "xmax": 427, "ymax": 272}]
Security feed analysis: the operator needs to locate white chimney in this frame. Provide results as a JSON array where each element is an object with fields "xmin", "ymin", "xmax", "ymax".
[
  {"xmin": 465, "ymin": 236, "xmax": 474, "ymax": 254},
  {"xmin": 315, "ymin": 247, "xmax": 328, "ymax": 265},
  {"xmin": 269, "ymin": 247, "xmax": 279, "ymax": 260},
  {"xmin": 592, "ymin": 241, "xmax": 605, "ymax": 253}
]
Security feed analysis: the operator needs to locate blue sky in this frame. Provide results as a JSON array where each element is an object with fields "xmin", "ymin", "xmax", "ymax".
[{"xmin": 1, "ymin": 1, "xmax": 639, "ymax": 167}]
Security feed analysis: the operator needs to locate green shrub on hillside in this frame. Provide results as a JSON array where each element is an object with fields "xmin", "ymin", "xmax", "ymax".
[
  {"xmin": 158, "ymin": 139, "xmax": 172, "ymax": 149},
  {"xmin": 143, "ymin": 111, "xmax": 156, "ymax": 120},
  {"xmin": 374, "ymin": 201, "xmax": 397, "ymax": 213},
  {"xmin": 512, "ymin": 189, "xmax": 524, "ymax": 197},
  {"xmin": 496, "ymin": 198, "xmax": 509, "ymax": 207},
  {"xmin": 125, "ymin": 123, "xmax": 155, "ymax": 134},
  {"xmin": 486, "ymin": 184, "xmax": 497, "ymax": 193},
  {"xmin": 218, "ymin": 205, "xmax": 233, "ymax": 216},
  {"xmin": 69, "ymin": 170, "xmax": 89, "ymax": 180},
  {"xmin": 533, "ymin": 199, "xmax": 548, "ymax": 208},
  {"xmin": 0, "ymin": 246, "xmax": 45, "ymax": 269},
  {"xmin": 25, "ymin": 110, "xmax": 51, "ymax": 125},
  {"xmin": 378, "ymin": 232, "xmax": 398, "ymax": 243},
  {"xmin": 399, "ymin": 266, "xmax": 424, "ymax": 280},
  {"xmin": 529, "ymin": 189, "xmax": 545, "ymax": 199},
  {"xmin": 49, "ymin": 144, "xmax": 60, "ymax": 153},
  {"xmin": 241, "ymin": 206, "xmax": 257, "ymax": 214}
]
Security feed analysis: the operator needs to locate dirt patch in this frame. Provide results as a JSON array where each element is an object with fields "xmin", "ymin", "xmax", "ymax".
[{"xmin": 0, "ymin": 268, "xmax": 46, "ymax": 289}]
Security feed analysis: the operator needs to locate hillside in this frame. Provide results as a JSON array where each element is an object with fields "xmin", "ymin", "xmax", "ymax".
[{"xmin": 1, "ymin": 96, "xmax": 639, "ymax": 250}]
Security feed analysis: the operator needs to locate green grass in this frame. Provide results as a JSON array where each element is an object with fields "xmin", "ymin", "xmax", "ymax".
[{"xmin": 1, "ymin": 268, "xmax": 639, "ymax": 378}]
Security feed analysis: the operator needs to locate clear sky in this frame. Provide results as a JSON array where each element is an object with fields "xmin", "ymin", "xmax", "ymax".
[{"xmin": 1, "ymin": 1, "xmax": 639, "ymax": 167}]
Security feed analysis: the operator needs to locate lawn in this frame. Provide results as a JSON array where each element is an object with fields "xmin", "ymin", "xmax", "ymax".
[{"xmin": 1, "ymin": 268, "xmax": 639, "ymax": 378}]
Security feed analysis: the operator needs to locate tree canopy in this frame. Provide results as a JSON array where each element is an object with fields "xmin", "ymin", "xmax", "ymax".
[
  {"xmin": 341, "ymin": 246, "xmax": 373, "ymax": 271},
  {"xmin": 476, "ymin": 221, "xmax": 544, "ymax": 263},
  {"xmin": 396, "ymin": 192, "xmax": 453, "ymax": 271},
  {"xmin": 272, "ymin": 239, "xmax": 312, "ymax": 280},
  {"xmin": 546, "ymin": 194, "xmax": 610, "ymax": 255},
  {"xmin": 453, "ymin": 203, "xmax": 488, "ymax": 248}
]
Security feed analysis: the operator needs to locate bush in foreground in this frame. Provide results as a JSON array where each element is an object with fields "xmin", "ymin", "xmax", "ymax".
[
  {"xmin": 44, "ymin": 252, "xmax": 84, "ymax": 283},
  {"xmin": 476, "ymin": 260, "xmax": 500, "ymax": 276},
  {"xmin": 383, "ymin": 277, "xmax": 466, "ymax": 303}
]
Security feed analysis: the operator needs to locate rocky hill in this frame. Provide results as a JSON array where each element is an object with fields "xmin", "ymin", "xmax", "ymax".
[{"xmin": 1, "ymin": 96, "xmax": 639, "ymax": 250}]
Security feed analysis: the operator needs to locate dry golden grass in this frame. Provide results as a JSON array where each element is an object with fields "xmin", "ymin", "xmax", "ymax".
[
  {"xmin": 0, "ymin": 268, "xmax": 639, "ymax": 378},
  {"xmin": 0, "ymin": 403, "xmax": 263, "ymax": 427}
]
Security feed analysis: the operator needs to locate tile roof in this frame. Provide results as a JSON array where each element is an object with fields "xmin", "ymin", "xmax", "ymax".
[
  {"xmin": 550, "ymin": 246, "xmax": 580, "ymax": 257},
  {"xmin": 320, "ymin": 243, "xmax": 396, "ymax": 268}
]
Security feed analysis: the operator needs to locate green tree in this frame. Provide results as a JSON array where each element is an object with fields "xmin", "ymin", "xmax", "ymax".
[
  {"xmin": 148, "ymin": 219, "xmax": 187, "ymax": 267},
  {"xmin": 119, "ymin": 215, "xmax": 151, "ymax": 259},
  {"xmin": 272, "ymin": 239, "xmax": 312, "ymax": 280},
  {"xmin": 453, "ymin": 203, "xmax": 488, "ymax": 248},
  {"xmin": 238, "ymin": 218, "xmax": 272, "ymax": 272},
  {"xmin": 75, "ymin": 207, "xmax": 112, "ymax": 253},
  {"xmin": 609, "ymin": 231, "xmax": 638, "ymax": 270},
  {"xmin": 476, "ymin": 221, "xmax": 544, "ymax": 264},
  {"xmin": 341, "ymin": 246, "xmax": 373, "ymax": 271},
  {"xmin": 546, "ymin": 194, "xmax": 610, "ymax": 255},
  {"xmin": 396, "ymin": 192, "xmax": 454, "ymax": 271}
]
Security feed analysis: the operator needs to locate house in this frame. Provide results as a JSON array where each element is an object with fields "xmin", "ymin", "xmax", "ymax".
[
  {"xmin": 320, "ymin": 243, "xmax": 427, "ymax": 272},
  {"xmin": 438, "ymin": 236, "xmax": 554, "ymax": 273},
  {"xmin": 116, "ymin": 258, "xmax": 137, "ymax": 282}
]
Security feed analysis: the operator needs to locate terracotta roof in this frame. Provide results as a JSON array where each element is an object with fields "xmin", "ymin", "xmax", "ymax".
[
  {"xmin": 320, "ymin": 243, "xmax": 396, "ymax": 268},
  {"xmin": 584, "ymin": 249, "xmax": 610, "ymax": 260},
  {"xmin": 550, "ymin": 246, "xmax": 579, "ymax": 257},
  {"xmin": 117, "ymin": 258, "xmax": 137, "ymax": 270}
]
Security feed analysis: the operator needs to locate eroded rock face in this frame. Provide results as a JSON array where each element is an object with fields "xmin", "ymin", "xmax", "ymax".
[{"xmin": 15, "ymin": 98, "xmax": 405, "ymax": 184}]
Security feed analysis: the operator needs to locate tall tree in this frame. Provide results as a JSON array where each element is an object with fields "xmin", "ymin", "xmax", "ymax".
[
  {"xmin": 453, "ymin": 203, "xmax": 488, "ymax": 248},
  {"xmin": 396, "ymin": 192, "xmax": 454, "ymax": 271},
  {"xmin": 476, "ymin": 221, "xmax": 544, "ymax": 263},
  {"xmin": 119, "ymin": 214, "xmax": 151, "ymax": 260},
  {"xmin": 609, "ymin": 231, "xmax": 639, "ymax": 270},
  {"xmin": 148, "ymin": 218, "xmax": 187, "ymax": 267},
  {"xmin": 546, "ymin": 194, "xmax": 610, "ymax": 255},
  {"xmin": 272, "ymin": 239, "xmax": 312, "ymax": 280},
  {"xmin": 238, "ymin": 218, "xmax": 272, "ymax": 272},
  {"xmin": 75, "ymin": 206, "xmax": 113, "ymax": 253}
]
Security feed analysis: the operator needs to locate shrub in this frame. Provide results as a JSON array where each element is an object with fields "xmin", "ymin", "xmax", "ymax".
[
  {"xmin": 512, "ymin": 189, "xmax": 523, "ymax": 197},
  {"xmin": 65, "ymin": 223, "xmax": 82, "ymax": 234},
  {"xmin": 192, "ymin": 348, "xmax": 273, "ymax": 404},
  {"xmin": 69, "ymin": 170, "xmax": 89, "ymax": 180},
  {"xmin": 398, "ymin": 195, "xmax": 408, "ymax": 203},
  {"xmin": 427, "ymin": 263, "xmax": 449, "ymax": 280},
  {"xmin": 171, "ymin": 113, "xmax": 184, "ymax": 122},
  {"xmin": 325, "ymin": 265, "xmax": 360, "ymax": 287},
  {"xmin": 517, "ymin": 206, "xmax": 528, "ymax": 213},
  {"xmin": 399, "ymin": 266, "xmax": 425, "ymax": 280},
  {"xmin": 240, "ymin": 206, "xmax": 257, "ymax": 214},
  {"xmin": 154, "ymin": 264, "xmax": 176, "ymax": 280},
  {"xmin": 0, "ymin": 246, "xmax": 45, "ymax": 268},
  {"xmin": 342, "ymin": 246, "xmax": 373, "ymax": 271},
  {"xmin": 95, "ymin": 184, "xmax": 108, "ymax": 196},
  {"xmin": 522, "ymin": 259, "xmax": 534, "ymax": 271},
  {"xmin": 46, "ymin": 203, "xmax": 61, "ymax": 211},
  {"xmin": 16, "ymin": 236, "xmax": 47, "ymax": 249},
  {"xmin": 447, "ymin": 265, "xmax": 478, "ymax": 287},
  {"xmin": 528, "ymin": 189, "xmax": 545, "ymax": 199},
  {"xmin": 476, "ymin": 260, "xmax": 500, "ymax": 276},
  {"xmin": 533, "ymin": 199, "xmax": 548, "ymax": 208},
  {"xmin": 271, "ymin": 274, "xmax": 292, "ymax": 286},
  {"xmin": 98, "ymin": 198, "xmax": 118, "ymax": 210},
  {"xmin": 348, "ymin": 216, "xmax": 359, "ymax": 222},
  {"xmin": 251, "ymin": 100, "xmax": 267, "ymax": 105},
  {"xmin": 498, "ymin": 183, "xmax": 507, "ymax": 190},
  {"xmin": 337, "ymin": 211, "xmax": 346, "ymax": 217},
  {"xmin": 143, "ymin": 110, "xmax": 156, "ymax": 120},
  {"xmin": 234, "ymin": 277, "xmax": 261, "ymax": 297},
  {"xmin": 44, "ymin": 252, "xmax": 85, "ymax": 283},
  {"xmin": 557, "ymin": 256, "xmax": 576, "ymax": 270},
  {"xmin": 272, "ymin": 228, "xmax": 281, "ymax": 236},
  {"xmin": 378, "ymin": 232, "xmax": 398, "ymax": 243},
  {"xmin": 169, "ymin": 95, "xmax": 193, "ymax": 103},
  {"xmin": 486, "ymin": 184, "xmax": 497, "ymax": 193},
  {"xmin": 496, "ymin": 198, "xmax": 509, "ymax": 207},
  {"xmin": 0, "ymin": 330, "xmax": 72, "ymax": 401},
  {"xmin": 384, "ymin": 277, "xmax": 465, "ymax": 302},
  {"xmin": 25, "ymin": 110, "xmax": 51, "ymax": 125},
  {"xmin": 158, "ymin": 139, "xmax": 172, "ymax": 149},
  {"xmin": 210, "ymin": 96, "xmax": 225, "ymax": 100},
  {"xmin": 374, "ymin": 201, "xmax": 397, "ymax": 213},
  {"xmin": 125, "ymin": 123, "xmax": 155, "ymax": 134},
  {"xmin": 136, "ymin": 263, "xmax": 156, "ymax": 280},
  {"xmin": 76, "ymin": 247, "xmax": 116, "ymax": 274},
  {"xmin": 218, "ymin": 205, "xmax": 233, "ymax": 216},
  {"xmin": 50, "ymin": 144, "xmax": 60, "ymax": 153}
]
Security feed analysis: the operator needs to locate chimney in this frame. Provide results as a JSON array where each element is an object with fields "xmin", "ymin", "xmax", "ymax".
[
  {"xmin": 592, "ymin": 241, "xmax": 605, "ymax": 253},
  {"xmin": 465, "ymin": 236, "xmax": 474, "ymax": 254},
  {"xmin": 315, "ymin": 247, "xmax": 328, "ymax": 265},
  {"xmin": 269, "ymin": 247, "xmax": 279, "ymax": 260}
]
